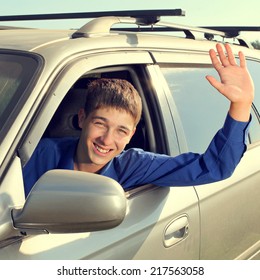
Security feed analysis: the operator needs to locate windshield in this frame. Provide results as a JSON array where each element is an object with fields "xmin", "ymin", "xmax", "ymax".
[{"xmin": 0, "ymin": 52, "xmax": 42, "ymax": 141}]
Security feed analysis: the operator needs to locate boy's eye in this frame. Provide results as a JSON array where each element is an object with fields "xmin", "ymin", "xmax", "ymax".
[
  {"xmin": 94, "ymin": 121, "xmax": 105, "ymax": 127},
  {"xmin": 118, "ymin": 129, "xmax": 128, "ymax": 135}
]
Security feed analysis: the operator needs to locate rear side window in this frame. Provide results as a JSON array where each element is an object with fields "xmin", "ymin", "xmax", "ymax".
[
  {"xmin": 162, "ymin": 66, "xmax": 229, "ymax": 153},
  {"xmin": 0, "ymin": 52, "xmax": 42, "ymax": 141},
  {"xmin": 249, "ymin": 109, "xmax": 260, "ymax": 143},
  {"xmin": 161, "ymin": 63, "xmax": 259, "ymax": 153}
]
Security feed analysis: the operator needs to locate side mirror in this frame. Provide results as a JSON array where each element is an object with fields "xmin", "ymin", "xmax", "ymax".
[{"xmin": 12, "ymin": 170, "xmax": 127, "ymax": 234}]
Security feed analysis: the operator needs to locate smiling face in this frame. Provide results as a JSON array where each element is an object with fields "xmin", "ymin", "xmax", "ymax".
[{"xmin": 75, "ymin": 107, "xmax": 136, "ymax": 173}]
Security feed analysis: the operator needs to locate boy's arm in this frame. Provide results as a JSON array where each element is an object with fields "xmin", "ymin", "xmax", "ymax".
[{"xmin": 206, "ymin": 43, "xmax": 254, "ymax": 122}]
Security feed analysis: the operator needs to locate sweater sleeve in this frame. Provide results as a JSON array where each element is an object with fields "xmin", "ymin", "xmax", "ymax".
[{"xmin": 111, "ymin": 113, "xmax": 250, "ymax": 188}]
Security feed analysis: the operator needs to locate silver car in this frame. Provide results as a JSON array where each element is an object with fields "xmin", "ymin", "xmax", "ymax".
[{"xmin": 0, "ymin": 10, "xmax": 259, "ymax": 259}]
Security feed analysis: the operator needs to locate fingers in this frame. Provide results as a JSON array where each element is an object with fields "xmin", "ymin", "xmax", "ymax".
[
  {"xmin": 209, "ymin": 43, "xmax": 245, "ymax": 69},
  {"xmin": 216, "ymin": 43, "xmax": 231, "ymax": 67},
  {"xmin": 238, "ymin": 51, "xmax": 246, "ymax": 68},
  {"xmin": 208, "ymin": 48, "xmax": 223, "ymax": 72},
  {"xmin": 224, "ymin": 44, "xmax": 237, "ymax": 66},
  {"xmin": 208, "ymin": 44, "xmax": 229, "ymax": 72}
]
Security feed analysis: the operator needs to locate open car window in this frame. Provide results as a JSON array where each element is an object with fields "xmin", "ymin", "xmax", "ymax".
[{"xmin": 43, "ymin": 69, "xmax": 152, "ymax": 152}]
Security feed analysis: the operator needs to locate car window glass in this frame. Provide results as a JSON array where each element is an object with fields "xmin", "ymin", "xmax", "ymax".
[
  {"xmin": 0, "ymin": 53, "xmax": 40, "ymax": 140},
  {"xmin": 249, "ymin": 109, "xmax": 260, "ymax": 143},
  {"xmin": 161, "ymin": 67, "xmax": 230, "ymax": 153},
  {"xmin": 162, "ymin": 62, "xmax": 260, "ymax": 152},
  {"xmin": 247, "ymin": 60, "xmax": 260, "ymax": 111}
]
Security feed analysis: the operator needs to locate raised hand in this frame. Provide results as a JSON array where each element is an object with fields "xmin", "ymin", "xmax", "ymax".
[{"xmin": 206, "ymin": 43, "xmax": 254, "ymax": 122}]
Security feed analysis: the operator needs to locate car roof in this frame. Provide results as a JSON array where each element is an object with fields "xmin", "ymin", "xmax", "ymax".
[{"xmin": 0, "ymin": 28, "xmax": 73, "ymax": 51}]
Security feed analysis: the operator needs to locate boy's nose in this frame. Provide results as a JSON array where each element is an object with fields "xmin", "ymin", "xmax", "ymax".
[{"xmin": 99, "ymin": 130, "xmax": 114, "ymax": 145}]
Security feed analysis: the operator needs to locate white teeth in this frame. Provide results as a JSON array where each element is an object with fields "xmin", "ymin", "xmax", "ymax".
[{"xmin": 95, "ymin": 144, "xmax": 110, "ymax": 154}]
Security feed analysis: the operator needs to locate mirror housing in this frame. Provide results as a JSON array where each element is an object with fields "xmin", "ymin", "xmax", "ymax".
[{"xmin": 12, "ymin": 170, "xmax": 127, "ymax": 234}]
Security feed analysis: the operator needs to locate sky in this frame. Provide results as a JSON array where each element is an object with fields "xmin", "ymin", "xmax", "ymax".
[{"xmin": 0, "ymin": 0, "xmax": 260, "ymax": 41}]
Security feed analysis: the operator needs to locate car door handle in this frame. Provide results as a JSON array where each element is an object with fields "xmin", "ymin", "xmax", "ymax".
[{"xmin": 163, "ymin": 215, "xmax": 189, "ymax": 247}]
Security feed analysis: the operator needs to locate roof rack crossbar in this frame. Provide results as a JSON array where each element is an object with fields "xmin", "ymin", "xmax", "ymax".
[{"xmin": 0, "ymin": 9, "xmax": 185, "ymax": 22}]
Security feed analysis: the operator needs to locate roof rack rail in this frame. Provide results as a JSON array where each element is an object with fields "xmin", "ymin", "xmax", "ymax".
[
  {"xmin": 0, "ymin": 9, "xmax": 185, "ymax": 22},
  {"xmin": 111, "ymin": 23, "xmax": 260, "ymax": 39},
  {"xmin": 71, "ymin": 16, "xmax": 225, "ymax": 40},
  {"xmin": 72, "ymin": 17, "xmax": 257, "ymax": 48},
  {"xmin": 111, "ymin": 26, "xmax": 260, "ymax": 37}
]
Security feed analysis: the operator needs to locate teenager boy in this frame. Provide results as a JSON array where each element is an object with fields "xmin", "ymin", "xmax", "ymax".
[{"xmin": 23, "ymin": 44, "xmax": 254, "ymax": 196}]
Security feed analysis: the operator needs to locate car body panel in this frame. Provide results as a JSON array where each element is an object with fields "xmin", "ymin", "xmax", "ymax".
[{"xmin": 196, "ymin": 144, "xmax": 260, "ymax": 259}]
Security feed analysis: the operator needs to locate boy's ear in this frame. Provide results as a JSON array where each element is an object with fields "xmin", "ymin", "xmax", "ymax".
[{"xmin": 78, "ymin": 108, "xmax": 86, "ymax": 129}]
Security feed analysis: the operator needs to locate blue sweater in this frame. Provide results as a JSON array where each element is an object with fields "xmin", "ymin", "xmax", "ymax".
[{"xmin": 23, "ymin": 114, "xmax": 250, "ymax": 196}]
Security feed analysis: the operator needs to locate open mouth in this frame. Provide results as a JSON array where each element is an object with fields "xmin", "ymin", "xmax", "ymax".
[{"xmin": 94, "ymin": 143, "xmax": 112, "ymax": 155}]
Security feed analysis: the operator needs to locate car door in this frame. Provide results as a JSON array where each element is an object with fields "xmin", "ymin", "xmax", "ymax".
[
  {"xmin": 0, "ymin": 51, "xmax": 200, "ymax": 259},
  {"xmin": 154, "ymin": 50, "xmax": 260, "ymax": 259}
]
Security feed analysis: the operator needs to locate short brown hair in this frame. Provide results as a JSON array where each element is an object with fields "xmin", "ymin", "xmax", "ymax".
[{"xmin": 84, "ymin": 78, "xmax": 142, "ymax": 126}]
